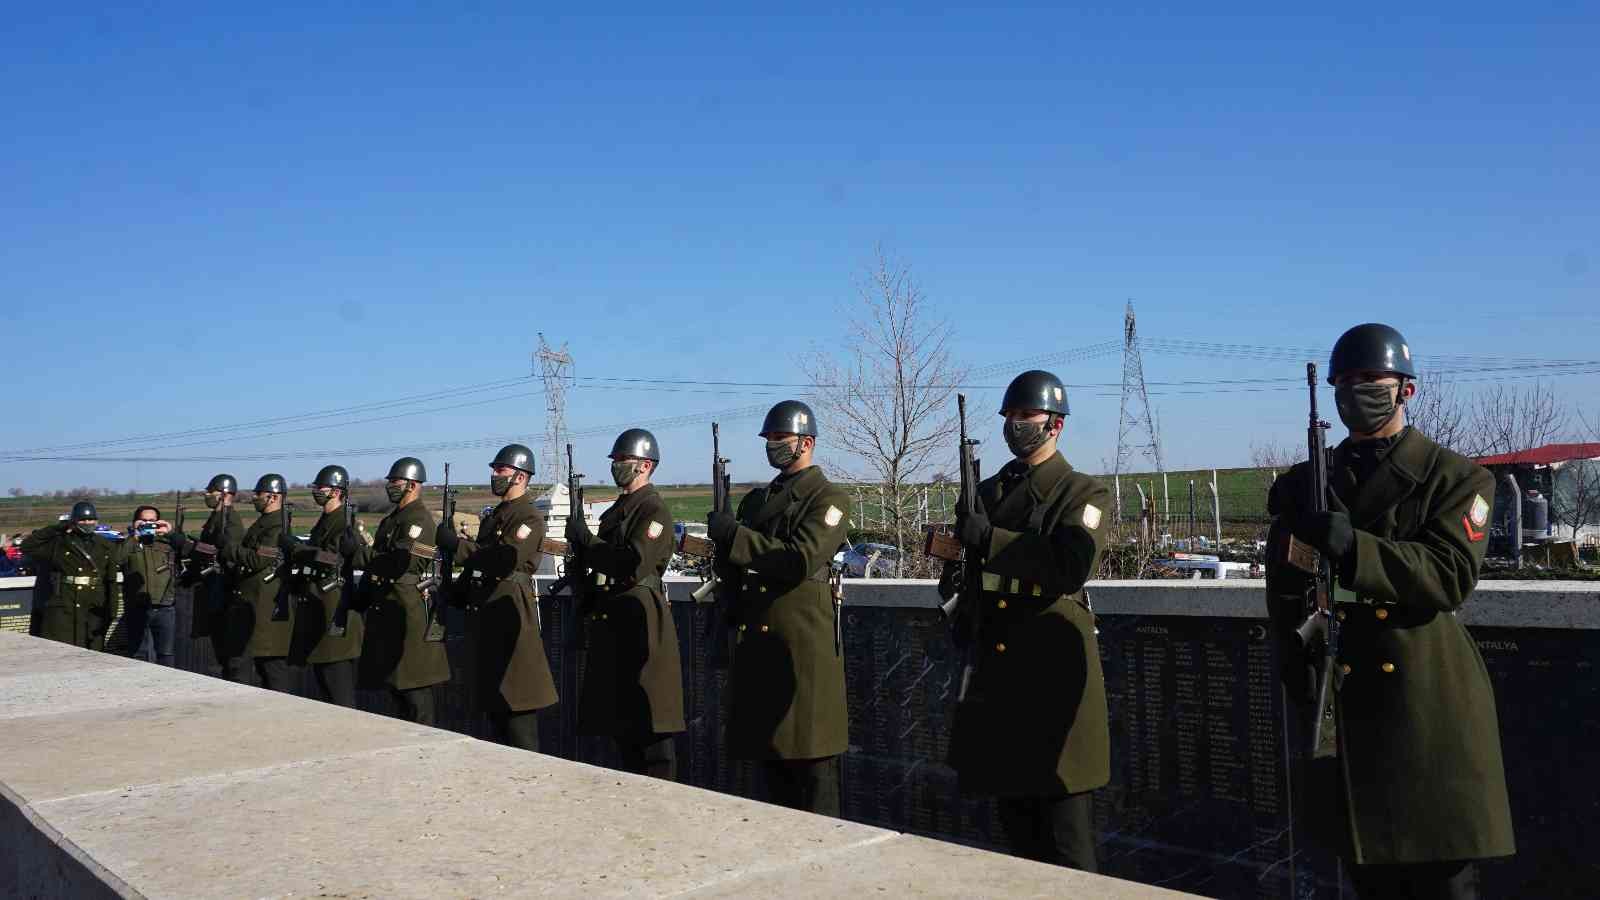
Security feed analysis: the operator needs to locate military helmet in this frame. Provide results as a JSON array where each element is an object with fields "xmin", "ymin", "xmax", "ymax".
[
  {"xmin": 1000, "ymin": 370, "xmax": 1069, "ymax": 416},
  {"xmin": 69, "ymin": 500, "xmax": 98, "ymax": 522},
  {"xmin": 489, "ymin": 443, "xmax": 535, "ymax": 474},
  {"xmin": 1328, "ymin": 323, "xmax": 1417, "ymax": 384},
  {"xmin": 205, "ymin": 473, "xmax": 238, "ymax": 494},
  {"xmin": 312, "ymin": 465, "xmax": 349, "ymax": 490},
  {"xmin": 610, "ymin": 428, "xmax": 660, "ymax": 462},
  {"xmin": 760, "ymin": 400, "xmax": 818, "ymax": 438},
  {"xmin": 386, "ymin": 456, "xmax": 427, "ymax": 483},
  {"xmin": 254, "ymin": 473, "xmax": 288, "ymax": 495}
]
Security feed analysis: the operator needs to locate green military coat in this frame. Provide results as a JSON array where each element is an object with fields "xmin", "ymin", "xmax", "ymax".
[
  {"xmin": 117, "ymin": 534, "xmax": 180, "ymax": 609},
  {"xmin": 575, "ymin": 484, "xmax": 686, "ymax": 739},
  {"xmin": 948, "ymin": 452, "xmax": 1111, "ymax": 797},
  {"xmin": 456, "ymin": 491, "xmax": 556, "ymax": 713},
  {"xmin": 183, "ymin": 506, "xmax": 243, "ymax": 640},
  {"xmin": 1266, "ymin": 427, "xmax": 1515, "ymax": 865},
  {"xmin": 20, "ymin": 523, "xmax": 117, "ymax": 649},
  {"xmin": 357, "ymin": 498, "xmax": 452, "ymax": 691},
  {"xmin": 221, "ymin": 510, "xmax": 295, "ymax": 660},
  {"xmin": 287, "ymin": 506, "xmax": 366, "ymax": 666},
  {"xmin": 724, "ymin": 465, "xmax": 851, "ymax": 761}
]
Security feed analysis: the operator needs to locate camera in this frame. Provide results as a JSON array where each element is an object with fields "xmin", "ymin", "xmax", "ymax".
[{"xmin": 134, "ymin": 522, "xmax": 159, "ymax": 540}]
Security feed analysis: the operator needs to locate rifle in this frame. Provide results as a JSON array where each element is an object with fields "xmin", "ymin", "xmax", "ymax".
[
  {"xmin": 1288, "ymin": 362, "xmax": 1339, "ymax": 759},
  {"xmin": 327, "ymin": 498, "xmax": 357, "ymax": 637},
  {"xmin": 422, "ymin": 465, "xmax": 452, "ymax": 642},
  {"xmin": 268, "ymin": 501, "xmax": 293, "ymax": 621},
  {"xmin": 555, "ymin": 444, "xmax": 589, "ymax": 650},
  {"xmin": 681, "ymin": 423, "xmax": 733, "ymax": 666},
  {"xmin": 923, "ymin": 395, "xmax": 982, "ymax": 700}
]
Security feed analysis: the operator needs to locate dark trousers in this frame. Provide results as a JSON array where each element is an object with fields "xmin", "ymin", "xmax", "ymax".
[
  {"xmin": 216, "ymin": 647, "xmax": 248, "ymax": 683},
  {"xmin": 312, "ymin": 660, "xmax": 358, "ymax": 709},
  {"xmin": 392, "ymin": 686, "xmax": 437, "ymax": 726},
  {"xmin": 997, "ymin": 792, "xmax": 1098, "ymax": 872},
  {"xmin": 617, "ymin": 735, "xmax": 677, "ymax": 781},
  {"xmin": 1350, "ymin": 861, "xmax": 1478, "ymax": 900},
  {"xmin": 254, "ymin": 657, "xmax": 296, "ymax": 693},
  {"xmin": 489, "ymin": 710, "xmax": 541, "ymax": 752},
  {"xmin": 128, "ymin": 605, "xmax": 177, "ymax": 667},
  {"xmin": 761, "ymin": 756, "xmax": 840, "ymax": 817}
]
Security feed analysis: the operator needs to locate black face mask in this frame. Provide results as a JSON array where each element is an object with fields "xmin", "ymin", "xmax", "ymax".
[
  {"xmin": 312, "ymin": 489, "xmax": 334, "ymax": 507},
  {"xmin": 385, "ymin": 483, "xmax": 407, "ymax": 504},
  {"xmin": 766, "ymin": 439, "xmax": 801, "ymax": 469},
  {"xmin": 1003, "ymin": 419, "xmax": 1052, "ymax": 458},
  {"xmin": 489, "ymin": 474, "xmax": 514, "ymax": 497},
  {"xmin": 1335, "ymin": 381, "xmax": 1400, "ymax": 434}
]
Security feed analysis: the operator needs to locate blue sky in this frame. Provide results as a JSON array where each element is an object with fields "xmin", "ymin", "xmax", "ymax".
[{"xmin": 3, "ymin": 4, "xmax": 1596, "ymax": 493}]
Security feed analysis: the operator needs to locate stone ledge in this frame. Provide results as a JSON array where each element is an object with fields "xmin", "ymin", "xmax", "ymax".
[{"xmin": 0, "ymin": 632, "xmax": 1192, "ymax": 899}]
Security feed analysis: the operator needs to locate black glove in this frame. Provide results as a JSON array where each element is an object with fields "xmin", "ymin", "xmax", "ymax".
[
  {"xmin": 936, "ymin": 560, "xmax": 961, "ymax": 601},
  {"xmin": 277, "ymin": 530, "xmax": 299, "ymax": 558},
  {"xmin": 1290, "ymin": 510, "xmax": 1354, "ymax": 561},
  {"xmin": 435, "ymin": 522, "xmax": 459, "ymax": 554},
  {"xmin": 338, "ymin": 528, "xmax": 360, "ymax": 557},
  {"xmin": 956, "ymin": 507, "xmax": 992, "ymax": 551},
  {"xmin": 565, "ymin": 512, "xmax": 593, "ymax": 547},
  {"xmin": 708, "ymin": 508, "xmax": 740, "ymax": 548}
]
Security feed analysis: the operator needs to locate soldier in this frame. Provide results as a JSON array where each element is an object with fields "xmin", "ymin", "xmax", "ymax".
[
  {"xmin": 706, "ymin": 400, "xmax": 851, "ymax": 814},
  {"xmin": 116, "ymin": 505, "xmax": 183, "ymax": 666},
  {"xmin": 436, "ymin": 443, "xmax": 554, "ymax": 751},
  {"xmin": 218, "ymin": 474, "xmax": 299, "ymax": 691},
  {"xmin": 1266, "ymin": 324, "xmax": 1514, "ymax": 899},
  {"xmin": 358, "ymin": 457, "xmax": 451, "ymax": 725},
  {"xmin": 181, "ymin": 474, "xmax": 246, "ymax": 679},
  {"xmin": 287, "ymin": 465, "xmax": 366, "ymax": 708},
  {"xmin": 20, "ymin": 500, "xmax": 117, "ymax": 650},
  {"xmin": 945, "ymin": 370, "xmax": 1111, "ymax": 872},
  {"xmin": 565, "ymin": 429, "xmax": 686, "ymax": 779}
]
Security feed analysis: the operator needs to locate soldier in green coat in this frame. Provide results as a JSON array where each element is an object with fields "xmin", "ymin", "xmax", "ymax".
[
  {"xmin": 358, "ymin": 457, "xmax": 452, "ymax": 725},
  {"xmin": 1266, "ymin": 324, "xmax": 1514, "ymax": 899},
  {"xmin": 707, "ymin": 400, "xmax": 851, "ymax": 815},
  {"xmin": 287, "ymin": 464, "xmax": 366, "ymax": 707},
  {"xmin": 219, "ymin": 474, "xmax": 299, "ymax": 692},
  {"xmin": 21, "ymin": 501, "xmax": 117, "ymax": 650},
  {"xmin": 566, "ymin": 429, "xmax": 686, "ymax": 779},
  {"xmin": 116, "ymin": 504, "xmax": 183, "ymax": 666},
  {"xmin": 438, "ymin": 443, "xmax": 554, "ymax": 751},
  {"xmin": 945, "ymin": 370, "xmax": 1110, "ymax": 872},
  {"xmin": 180, "ymin": 474, "xmax": 246, "ymax": 680}
]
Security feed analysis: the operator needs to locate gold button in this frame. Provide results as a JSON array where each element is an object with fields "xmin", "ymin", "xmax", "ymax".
[
  {"xmin": 997, "ymin": 600, "xmax": 1008, "ymax": 609},
  {"xmin": 1336, "ymin": 610, "xmax": 1346, "ymax": 621},
  {"xmin": 759, "ymin": 625, "xmax": 770, "ymax": 633},
  {"xmin": 738, "ymin": 624, "xmax": 747, "ymax": 633},
  {"xmin": 758, "ymin": 586, "xmax": 767, "ymax": 593},
  {"xmin": 1340, "ymin": 664, "xmax": 1351, "ymax": 675},
  {"xmin": 995, "ymin": 643, "xmax": 1007, "ymax": 653},
  {"xmin": 1375, "ymin": 608, "xmax": 1389, "ymax": 621},
  {"xmin": 1381, "ymin": 662, "xmax": 1395, "ymax": 673}
]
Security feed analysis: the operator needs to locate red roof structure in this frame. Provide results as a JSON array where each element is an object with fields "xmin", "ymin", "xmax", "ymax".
[{"xmin": 1474, "ymin": 443, "xmax": 1600, "ymax": 467}]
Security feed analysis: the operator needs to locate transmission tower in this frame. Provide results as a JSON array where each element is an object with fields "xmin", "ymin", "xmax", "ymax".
[
  {"xmin": 534, "ymin": 333, "xmax": 575, "ymax": 483},
  {"xmin": 1114, "ymin": 301, "xmax": 1165, "ymax": 484}
]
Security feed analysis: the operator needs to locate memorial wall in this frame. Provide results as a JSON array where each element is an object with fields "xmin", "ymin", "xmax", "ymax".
[{"xmin": 1, "ymin": 576, "xmax": 1593, "ymax": 899}]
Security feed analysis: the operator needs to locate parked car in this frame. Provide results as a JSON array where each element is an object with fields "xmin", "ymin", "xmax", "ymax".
[{"xmin": 836, "ymin": 542, "xmax": 900, "ymax": 578}]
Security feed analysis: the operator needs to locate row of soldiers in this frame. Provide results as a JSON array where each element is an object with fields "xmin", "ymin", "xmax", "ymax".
[{"xmin": 19, "ymin": 324, "xmax": 1513, "ymax": 898}]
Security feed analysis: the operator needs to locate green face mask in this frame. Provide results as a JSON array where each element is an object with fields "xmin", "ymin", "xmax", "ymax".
[
  {"xmin": 312, "ymin": 489, "xmax": 334, "ymax": 507},
  {"xmin": 204, "ymin": 493, "xmax": 221, "ymax": 510},
  {"xmin": 611, "ymin": 460, "xmax": 646, "ymax": 488},
  {"xmin": 765, "ymin": 439, "xmax": 800, "ymax": 469},
  {"xmin": 490, "ymin": 474, "xmax": 513, "ymax": 497},
  {"xmin": 74, "ymin": 522, "xmax": 97, "ymax": 537},
  {"xmin": 385, "ymin": 484, "xmax": 407, "ymax": 503},
  {"xmin": 251, "ymin": 497, "xmax": 270, "ymax": 514},
  {"xmin": 1335, "ymin": 381, "xmax": 1400, "ymax": 433}
]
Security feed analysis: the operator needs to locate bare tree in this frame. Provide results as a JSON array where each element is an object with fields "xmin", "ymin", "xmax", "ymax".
[
  {"xmin": 1551, "ymin": 412, "xmax": 1600, "ymax": 542},
  {"xmin": 1467, "ymin": 381, "xmax": 1571, "ymax": 458},
  {"xmin": 1407, "ymin": 373, "xmax": 1474, "ymax": 453},
  {"xmin": 1249, "ymin": 439, "xmax": 1298, "ymax": 473},
  {"xmin": 801, "ymin": 246, "xmax": 967, "ymax": 575}
]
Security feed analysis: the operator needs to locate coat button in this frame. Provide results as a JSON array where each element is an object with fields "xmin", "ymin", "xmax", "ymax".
[
  {"xmin": 1375, "ymin": 608, "xmax": 1389, "ymax": 621},
  {"xmin": 759, "ymin": 625, "xmax": 770, "ymax": 633},
  {"xmin": 1336, "ymin": 610, "xmax": 1346, "ymax": 621},
  {"xmin": 996, "ymin": 599, "xmax": 1008, "ymax": 609},
  {"xmin": 758, "ymin": 586, "xmax": 767, "ymax": 593},
  {"xmin": 995, "ymin": 643, "xmax": 1007, "ymax": 653},
  {"xmin": 1381, "ymin": 662, "xmax": 1395, "ymax": 673},
  {"xmin": 1340, "ymin": 664, "xmax": 1351, "ymax": 675},
  {"xmin": 738, "ymin": 624, "xmax": 746, "ymax": 633}
]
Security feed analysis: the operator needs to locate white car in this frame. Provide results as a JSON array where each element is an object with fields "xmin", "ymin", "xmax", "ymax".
[{"xmin": 836, "ymin": 542, "xmax": 900, "ymax": 578}]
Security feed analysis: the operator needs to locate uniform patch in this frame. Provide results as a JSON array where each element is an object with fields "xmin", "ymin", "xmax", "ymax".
[
  {"xmin": 515, "ymin": 523, "xmax": 532, "ymax": 541},
  {"xmin": 647, "ymin": 520, "xmax": 665, "ymax": 539},
  {"xmin": 824, "ymin": 505, "xmax": 844, "ymax": 527},
  {"xmin": 407, "ymin": 524, "xmax": 422, "ymax": 539},
  {"xmin": 1081, "ymin": 503, "xmax": 1102, "ymax": 530},
  {"xmin": 1469, "ymin": 494, "xmax": 1489, "ymax": 528}
]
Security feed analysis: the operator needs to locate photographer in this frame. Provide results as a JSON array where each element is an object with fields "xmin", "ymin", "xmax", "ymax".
[{"xmin": 116, "ymin": 505, "xmax": 183, "ymax": 667}]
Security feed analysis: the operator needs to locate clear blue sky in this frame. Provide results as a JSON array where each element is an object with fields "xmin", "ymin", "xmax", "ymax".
[{"xmin": 3, "ymin": 4, "xmax": 1597, "ymax": 495}]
